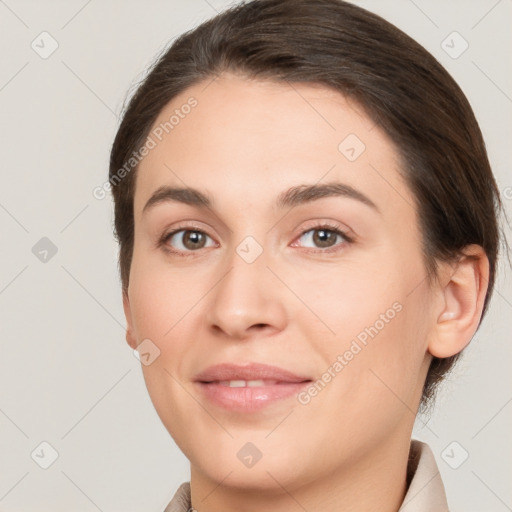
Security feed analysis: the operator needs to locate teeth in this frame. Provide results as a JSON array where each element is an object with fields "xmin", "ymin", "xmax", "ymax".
[{"xmin": 218, "ymin": 379, "xmax": 276, "ymax": 387}]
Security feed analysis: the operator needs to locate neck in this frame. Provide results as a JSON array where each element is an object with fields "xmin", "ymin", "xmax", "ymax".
[{"xmin": 189, "ymin": 433, "xmax": 412, "ymax": 512}]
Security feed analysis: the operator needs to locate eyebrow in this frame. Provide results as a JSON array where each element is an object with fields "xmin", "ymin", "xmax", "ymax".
[{"xmin": 142, "ymin": 182, "xmax": 380, "ymax": 215}]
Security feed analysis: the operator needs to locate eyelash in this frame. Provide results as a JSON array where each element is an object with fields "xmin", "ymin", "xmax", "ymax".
[{"xmin": 158, "ymin": 221, "xmax": 354, "ymax": 257}]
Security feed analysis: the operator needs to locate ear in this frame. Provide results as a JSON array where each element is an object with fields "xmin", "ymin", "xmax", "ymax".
[
  {"xmin": 122, "ymin": 290, "xmax": 138, "ymax": 350},
  {"xmin": 428, "ymin": 244, "xmax": 490, "ymax": 358}
]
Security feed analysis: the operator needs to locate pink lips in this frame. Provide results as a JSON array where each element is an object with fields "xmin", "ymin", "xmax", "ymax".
[{"xmin": 194, "ymin": 362, "xmax": 312, "ymax": 412}]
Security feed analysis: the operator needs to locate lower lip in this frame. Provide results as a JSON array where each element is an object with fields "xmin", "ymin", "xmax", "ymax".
[{"xmin": 195, "ymin": 381, "xmax": 311, "ymax": 412}]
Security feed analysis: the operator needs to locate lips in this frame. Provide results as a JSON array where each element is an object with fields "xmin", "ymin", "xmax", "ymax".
[
  {"xmin": 194, "ymin": 362, "xmax": 312, "ymax": 412},
  {"xmin": 194, "ymin": 362, "xmax": 312, "ymax": 384}
]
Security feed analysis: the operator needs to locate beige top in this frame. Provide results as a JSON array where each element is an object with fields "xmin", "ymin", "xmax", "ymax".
[{"xmin": 163, "ymin": 440, "xmax": 449, "ymax": 512}]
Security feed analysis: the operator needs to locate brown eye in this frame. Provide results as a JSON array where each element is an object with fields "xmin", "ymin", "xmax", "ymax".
[
  {"xmin": 312, "ymin": 229, "xmax": 338, "ymax": 248},
  {"xmin": 165, "ymin": 229, "xmax": 214, "ymax": 252},
  {"xmin": 296, "ymin": 226, "xmax": 350, "ymax": 250},
  {"xmin": 182, "ymin": 231, "xmax": 206, "ymax": 249}
]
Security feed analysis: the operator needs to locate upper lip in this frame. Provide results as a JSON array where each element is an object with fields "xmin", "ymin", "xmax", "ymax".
[{"xmin": 194, "ymin": 363, "xmax": 312, "ymax": 383}]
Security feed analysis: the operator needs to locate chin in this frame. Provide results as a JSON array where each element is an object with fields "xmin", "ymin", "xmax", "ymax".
[{"xmin": 189, "ymin": 437, "xmax": 311, "ymax": 491}]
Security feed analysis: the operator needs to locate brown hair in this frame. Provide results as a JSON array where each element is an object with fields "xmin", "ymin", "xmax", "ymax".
[{"xmin": 109, "ymin": 0, "xmax": 507, "ymax": 406}]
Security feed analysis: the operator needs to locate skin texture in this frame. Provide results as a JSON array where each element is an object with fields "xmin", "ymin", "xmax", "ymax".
[{"xmin": 123, "ymin": 73, "xmax": 489, "ymax": 512}]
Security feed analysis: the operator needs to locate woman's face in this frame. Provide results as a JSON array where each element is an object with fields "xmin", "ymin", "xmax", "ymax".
[{"xmin": 124, "ymin": 73, "xmax": 437, "ymax": 491}]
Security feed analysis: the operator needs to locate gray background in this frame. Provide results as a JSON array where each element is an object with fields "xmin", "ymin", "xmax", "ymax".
[{"xmin": 0, "ymin": 0, "xmax": 510, "ymax": 510}]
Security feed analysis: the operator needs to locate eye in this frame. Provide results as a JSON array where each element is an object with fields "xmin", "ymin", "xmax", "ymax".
[
  {"xmin": 159, "ymin": 222, "xmax": 353, "ymax": 256},
  {"xmin": 293, "ymin": 223, "xmax": 353, "ymax": 251},
  {"xmin": 161, "ymin": 228, "xmax": 216, "ymax": 253}
]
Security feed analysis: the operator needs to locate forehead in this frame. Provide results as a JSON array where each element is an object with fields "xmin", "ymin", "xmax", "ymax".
[{"xmin": 134, "ymin": 72, "xmax": 415, "ymax": 218}]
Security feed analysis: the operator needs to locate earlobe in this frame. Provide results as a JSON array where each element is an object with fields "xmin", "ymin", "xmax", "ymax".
[
  {"xmin": 428, "ymin": 245, "xmax": 490, "ymax": 359},
  {"xmin": 122, "ymin": 291, "xmax": 138, "ymax": 350}
]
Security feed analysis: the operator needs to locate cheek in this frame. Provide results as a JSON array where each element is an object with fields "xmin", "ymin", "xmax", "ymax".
[
  {"xmin": 291, "ymin": 259, "xmax": 429, "ymax": 396},
  {"xmin": 290, "ymin": 261, "xmax": 403, "ymax": 345},
  {"xmin": 128, "ymin": 258, "xmax": 199, "ymax": 433},
  {"xmin": 128, "ymin": 252, "xmax": 206, "ymax": 342},
  {"xmin": 127, "ymin": 256, "xmax": 199, "ymax": 417}
]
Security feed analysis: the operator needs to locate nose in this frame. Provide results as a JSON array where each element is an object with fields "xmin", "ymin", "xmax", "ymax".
[{"xmin": 205, "ymin": 243, "xmax": 288, "ymax": 340}]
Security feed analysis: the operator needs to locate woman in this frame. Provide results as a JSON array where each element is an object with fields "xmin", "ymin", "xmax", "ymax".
[{"xmin": 108, "ymin": 1, "xmax": 506, "ymax": 510}]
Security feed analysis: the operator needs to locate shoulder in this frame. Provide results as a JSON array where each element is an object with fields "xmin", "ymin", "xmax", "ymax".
[
  {"xmin": 400, "ymin": 440, "xmax": 450, "ymax": 512},
  {"xmin": 163, "ymin": 482, "xmax": 192, "ymax": 512}
]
